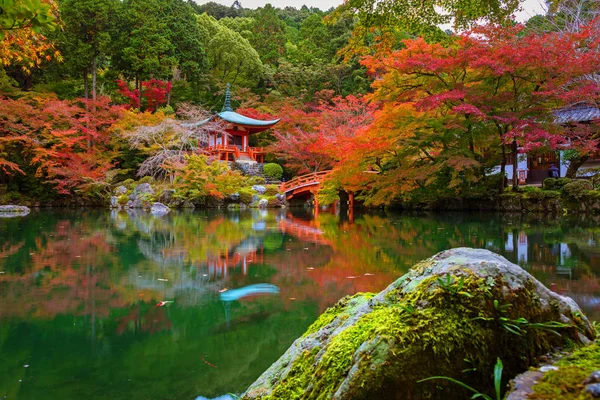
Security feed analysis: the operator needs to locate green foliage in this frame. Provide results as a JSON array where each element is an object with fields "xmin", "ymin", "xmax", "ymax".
[
  {"xmin": 561, "ymin": 180, "xmax": 594, "ymax": 201},
  {"xmin": 178, "ymin": 155, "xmax": 245, "ymax": 202},
  {"xmin": 263, "ymin": 163, "xmax": 283, "ymax": 180},
  {"xmin": 237, "ymin": 188, "xmax": 254, "ymax": 204},
  {"xmin": 543, "ymin": 178, "xmax": 572, "ymax": 191},
  {"xmin": 418, "ymin": 358, "xmax": 504, "ymax": 400},
  {"xmin": 264, "ymin": 184, "xmax": 280, "ymax": 196},
  {"xmin": 0, "ymin": 0, "xmax": 57, "ymax": 39}
]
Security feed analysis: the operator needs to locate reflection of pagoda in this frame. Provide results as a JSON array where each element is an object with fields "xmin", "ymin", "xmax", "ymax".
[{"xmin": 207, "ymin": 84, "xmax": 280, "ymax": 163}]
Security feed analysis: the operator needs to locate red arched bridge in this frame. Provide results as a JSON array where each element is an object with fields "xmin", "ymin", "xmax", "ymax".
[{"xmin": 279, "ymin": 171, "xmax": 331, "ymax": 200}]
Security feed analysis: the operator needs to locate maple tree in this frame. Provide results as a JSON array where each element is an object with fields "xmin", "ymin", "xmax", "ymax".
[
  {"xmin": 0, "ymin": 96, "xmax": 124, "ymax": 196},
  {"xmin": 116, "ymin": 79, "xmax": 172, "ymax": 112},
  {"xmin": 320, "ymin": 22, "xmax": 600, "ymax": 206},
  {"xmin": 0, "ymin": 0, "xmax": 60, "ymax": 73},
  {"xmin": 269, "ymin": 93, "xmax": 375, "ymax": 174}
]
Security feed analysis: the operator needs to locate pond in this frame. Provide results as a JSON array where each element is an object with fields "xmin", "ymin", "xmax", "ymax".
[{"xmin": 1, "ymin": 209, "xmax": 599, "ymax": 399}]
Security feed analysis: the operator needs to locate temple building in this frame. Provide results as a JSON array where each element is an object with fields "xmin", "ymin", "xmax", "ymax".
[
  {"xmin": 502, "ymin": 103, "xmax": 600, "ymax": 184},
  {"xmin": 206, "ymin": 84, "xmax": 280, "ymax": 163}
]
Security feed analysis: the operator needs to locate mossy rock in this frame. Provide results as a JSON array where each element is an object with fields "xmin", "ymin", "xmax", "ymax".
[
  {"xmin": 242, "ymin": 248, "xmax": 595, "ymax": 400},
  {"xmin": 507, "ymin": 341, "xmax": 600, "ymax": 399}
]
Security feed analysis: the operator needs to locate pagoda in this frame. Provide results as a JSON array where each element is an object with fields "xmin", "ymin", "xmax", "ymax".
[{"xmin": 207, "ymin": 84, "xmax": 280, "ymax": 163}]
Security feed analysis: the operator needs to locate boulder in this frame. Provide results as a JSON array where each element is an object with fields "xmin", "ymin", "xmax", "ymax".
[
  {"xmin": 150, "ymin": 202, "xmax": 170, "ymax": 216},
  {"xmin": 110, "ymin": 196, "xmax": 120, "ymax": 209},
  {"xmin": 0, "ymin": 205, "xmax": 30, "ymax": 218},
  {"xmin": 158, "ymin": 189, "xmax": 176, "ymax": 204},
  {"xmin": 257, "ymin": 198, "xmax": 268, "ymax": 209},
  {"xmin": 115, "ymin": 185, "xmax": 128, "ymax": 195},
  {"xmin": 252, "ymin": 185, "xmax": 267, "ymax": 195},
  {"xmin": 133, "ymin": 183, "xmax": 154, "ymax": 196},
  {"xmin": 276, "ymin": 193, "xmax": 285, "ymax": 202},
  {"xmin": 243, "ymin": 248, "xmax": 595, "ymax": 400},
  {"xmin": 230, "ymin": 192, "xmax": 240, "ymax": 202}
]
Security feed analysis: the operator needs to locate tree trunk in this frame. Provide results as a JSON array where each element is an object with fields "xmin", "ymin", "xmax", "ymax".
[
  {"xmin": 136, "ymin": 76, "xmax": 143, "ymax": 111},
  {"xmin": 166, "ymin": 80, "xmax": 171, "ymax": 106},
  {"xmin": 84, "ymin": 69, "xmax": 89, "ymax": 100},
  {"xmin": 92, "ymin": 51, "xmax": 97, "ymax": 101},
  {"xmin": 512, "ymin": 140, "xmax": 519, "ymax": 189},
  {"xmin": 499, "ymin": 144, "xmax": 507, "ymax": 194},
  {"xmin": 566, "ymin": 155, "xmax": 589, "ymax": 178}
]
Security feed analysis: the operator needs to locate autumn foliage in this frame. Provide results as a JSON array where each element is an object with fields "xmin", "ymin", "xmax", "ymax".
[
  {"xmin": 0, "ymin": 96, "xmax": 123, "ymax": 196},
  {"xmin": 305, "ymin": 22, "xmax": 600, "ymax": 205}
]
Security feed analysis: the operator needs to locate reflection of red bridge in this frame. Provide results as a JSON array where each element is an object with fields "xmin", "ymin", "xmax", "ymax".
[
  {"xmin": 280, "ymin": 171, "xmax": 331, "ymax": 201},
  {"xmin": 206, "ymin": 249, "xmax": 264, "ymax": 278},
  {"xmin": 279, "ymin": 217, "xmax": 331, "ymax": 245}
]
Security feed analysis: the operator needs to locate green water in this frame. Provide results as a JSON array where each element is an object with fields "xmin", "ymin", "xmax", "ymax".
[{"xmin": 1, "ymin": 209, "xmax": 599, "ymax": 399}]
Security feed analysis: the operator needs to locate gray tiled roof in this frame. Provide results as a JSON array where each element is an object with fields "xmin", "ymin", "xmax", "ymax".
[{"xmin": 554, "ymin": 105, "xmax": 600, "ymax": 124}]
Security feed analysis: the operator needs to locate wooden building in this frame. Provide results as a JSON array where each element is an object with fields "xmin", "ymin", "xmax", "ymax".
[{"xmin": 206, "ymin": 84, "xmax": 280, "ymax": 163}]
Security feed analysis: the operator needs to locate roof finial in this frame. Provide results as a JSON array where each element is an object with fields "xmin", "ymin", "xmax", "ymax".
[{"xmin": 222, "ymin": 83, "xmax": 233, "ymax": 112}]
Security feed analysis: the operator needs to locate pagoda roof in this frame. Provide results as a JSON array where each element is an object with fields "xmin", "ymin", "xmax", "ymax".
[
  {"xmin": 554, "ymin": 103, "xmax": 600, "ymax": 124},
  {"xmin": 218, "ymin": 83, "xmax": 280, "ymax": 128},
  {"xmin": 218, "ymin": 110, "xmax": 280, "ymax": 127}
]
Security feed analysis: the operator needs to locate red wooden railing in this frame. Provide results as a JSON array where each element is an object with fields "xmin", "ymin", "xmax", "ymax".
[{"xmin": 280, "ymin": 171, "xmax": 331, "ymax": 193}]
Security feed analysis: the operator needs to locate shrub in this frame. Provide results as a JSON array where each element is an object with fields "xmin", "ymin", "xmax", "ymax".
[
  {"xmin": 238, "ymin": 188, "xmax": 254, "ymax": 205},
  {"xmin": 543, "ymin": 178, "xmax": 572, "ymax": 191},
  {"xmin": 524, "ymin": 189, "xmax": 560, "ymax": 200},
  {"xmin": 265, "ymin": 184, "xmax": 280, "ymax": 196},
  {"xmin": 247, "ymin": 176, "xmax": 266, "ymax": 185},
  {"xmin": 138, "ymin": 176, "xmax": 154, "ymax": 184},
  {"xmin": 263, "ymin": 163, "xmax": 283, "ymax": 180},
  {"xmin": 120, "ymin": 179, "xmax": 135, "ymax": 189},
  {"xmin": 562, "ymin": 180, "xmax": 593, "ymax": 200}
]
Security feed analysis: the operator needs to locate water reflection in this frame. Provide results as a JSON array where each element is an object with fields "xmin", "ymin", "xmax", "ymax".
[{"xmin": 0, "ymin": 209, "xmax": 599, "ymax": 399}]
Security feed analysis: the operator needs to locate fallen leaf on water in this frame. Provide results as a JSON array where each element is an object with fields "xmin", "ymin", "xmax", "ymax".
[
  {"xmin": 156, "ymin": 301, "xmax": 173, "ymax": 307},
  {"xmin": 364, "ymin": 273, "xmax": 374, "ymax": 276},
  {"xmin": 307, "ymin": 267, "xmax": 314, "ymax": 270},
  {"xmin": 157, "ymin": 278, "xmax": 168, "ymax": 282},
  {"xmin": 289, "ymin": 297, "xmax": 296, "ymax": 300},
  {"xmin": 303, "ymin": 248, "xmax": 309, "ymax": 250},
  {"xmin": 24, "ymin": 365, "xmax": 29, "ymax": 368},
  {"xmin": 346, "ymin": 276, "xmax": 356, "ymax": 279},
  {"xmin": 219, "ymin": 288, "xmax": 228, "ymax": 293}
]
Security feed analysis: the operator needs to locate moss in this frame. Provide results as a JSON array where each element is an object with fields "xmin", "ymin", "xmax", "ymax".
[
  {"xmin": 264, "ymin": 184, "xmax": 280, "ymax": 196},
  {"xmin": 266, "ymin": 347, "xmax": 321, "ymax": 400},
  {"xmin": 117, "ymin": 194, "xmax": 129, "ymax": 205},
  {"xmin": 255, "ymin": 270, "xmax": 583, "ymax": 400},
  {"xmin": 303, "ymin": 293, "xmax": 375, "ymax": 337},
  {"xmin": 238, "ymin": 188, "xmax": 254, "ymax": 205},
  {"xmin": 531, "ymin": 342, "xmax": 600, "ymax": 399}
]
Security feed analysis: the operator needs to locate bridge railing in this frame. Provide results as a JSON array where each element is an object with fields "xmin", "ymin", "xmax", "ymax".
[{"xmin": 280, "ymin": 171, "xmax": 331, "ymax": 193}]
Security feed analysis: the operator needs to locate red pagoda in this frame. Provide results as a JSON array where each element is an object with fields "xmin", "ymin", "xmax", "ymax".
[{"xmin": 207, "ymin": 84, "xmax": 280, "ymax": 163}]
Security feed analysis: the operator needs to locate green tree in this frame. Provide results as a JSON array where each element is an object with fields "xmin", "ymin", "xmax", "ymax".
[
  {"xmin": 249, "ymin": 4, "xmax": 287, "ymax": 65},
  {"xmin": 197, "ymin": 13, "xmax": 264, "ymax": 84},
  {"xmin": 58, "ymin": 0, "xmax": 116, "ymax": 100},
  {"xmin": 112, "ymin": 0, "xmax": 177, "ymax": 109}
]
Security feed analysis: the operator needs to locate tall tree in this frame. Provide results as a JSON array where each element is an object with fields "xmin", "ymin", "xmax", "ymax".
[{"xmin": 59, "ymin": 0, "xmax": 116, "ymax": 100}]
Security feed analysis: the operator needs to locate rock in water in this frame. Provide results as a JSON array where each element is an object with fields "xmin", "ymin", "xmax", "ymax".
[
  {"xmin": 150, "ymin": 202, "xmax": 170, "ymax": 216},
  {"xmin": 258, "ymin": 199, "xmax": 269, "ymax": 209},
  {"xmin": 243, "ymin": 248, "xmax": 595, "ymax": 400},
  {"xmin": 0, "ymin": 205, "xmax": 31, "ymax": 218}
]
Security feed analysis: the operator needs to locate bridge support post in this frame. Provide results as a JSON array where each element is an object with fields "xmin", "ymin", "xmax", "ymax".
[{"xmin": 348, "ymin": 191, "xmax": 354, "ymax": 222}]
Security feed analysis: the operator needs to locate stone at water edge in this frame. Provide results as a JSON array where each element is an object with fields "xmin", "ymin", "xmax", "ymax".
[
  {"xmin": 242, "ymin": 248, "xmax": 595, "ymax": 400},
  {"xmin": 133, "ymin": 183, "xmax": 154, "ymax": 196},
  {"xmin": 0, "ymin": 205, "xmax": 31, "ymax": 217},
  {"xmin": 150, "ymin": 202, "xmax": 170, "ymax": 216},
  {"xmin": 115, "ymin": 185, "xmax": 127, "ymax": 195},
  {"xmin": 257, "ymin": 199, "xmax": 269, "ymax": 209}
]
